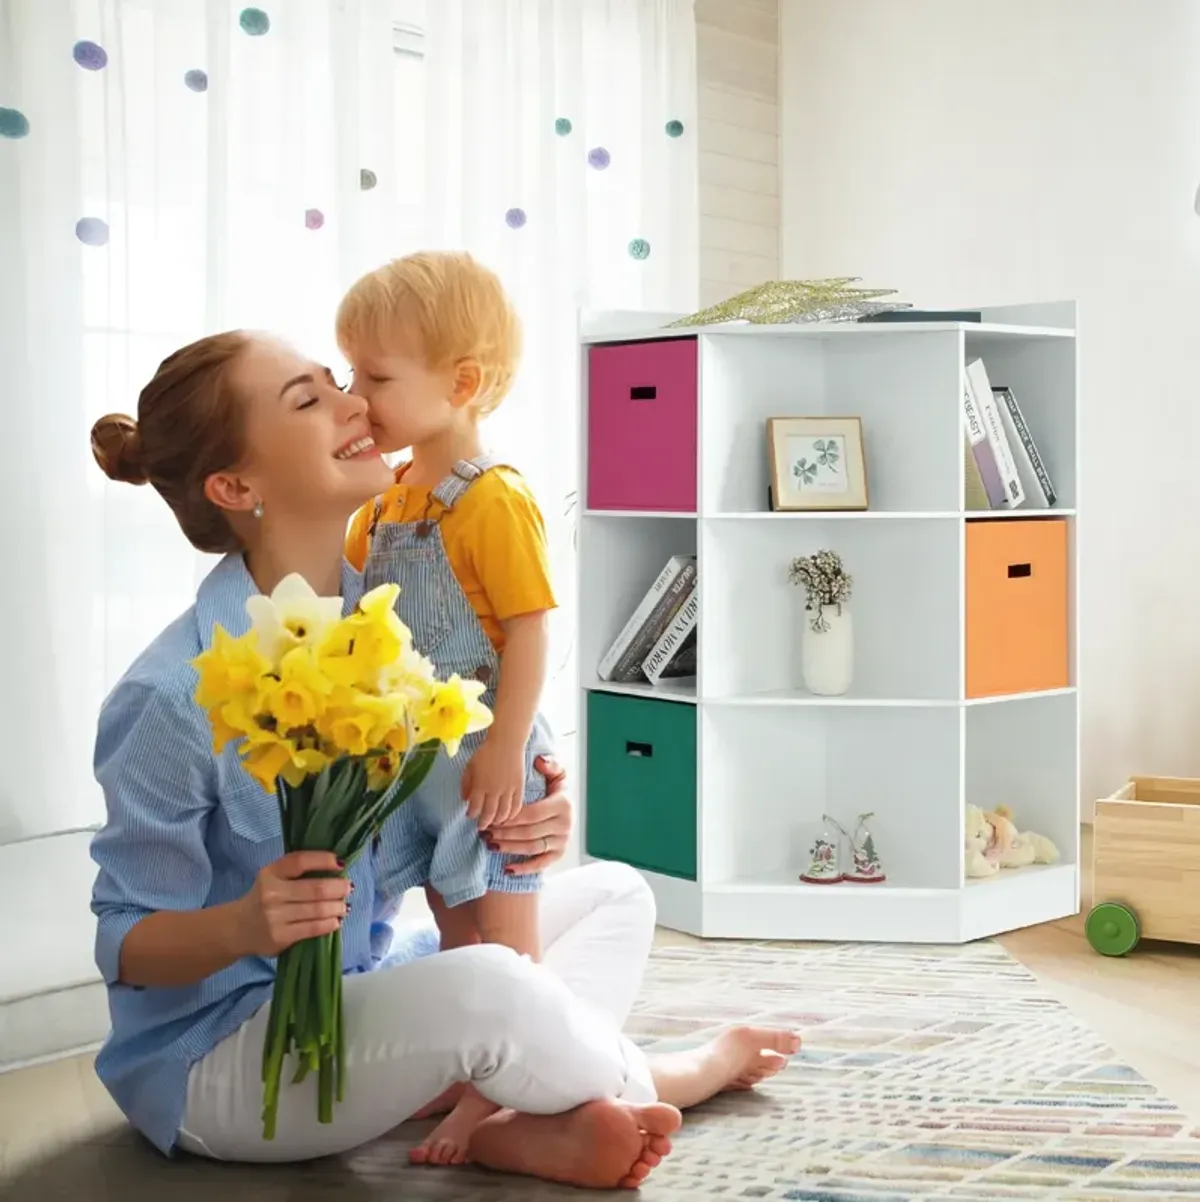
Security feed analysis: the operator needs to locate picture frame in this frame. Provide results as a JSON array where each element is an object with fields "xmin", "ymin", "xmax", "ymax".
[{"xmin": 767, "ymin": 416, "xmax": 869, "ymax": 511}]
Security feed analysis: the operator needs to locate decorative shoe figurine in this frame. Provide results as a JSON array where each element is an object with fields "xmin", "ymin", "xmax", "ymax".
[
  {"xmin": 800, "ymin": 814, "xmax": 848, "ymax": 884},
  {"xmin": 845, "ymin": 811, "xmax": 886, "ymax": 883}
]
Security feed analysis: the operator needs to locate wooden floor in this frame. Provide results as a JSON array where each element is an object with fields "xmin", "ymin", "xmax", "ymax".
[{"xmin": 2, "ymin": 827, "xmax": 1199, "ymax": 1182}]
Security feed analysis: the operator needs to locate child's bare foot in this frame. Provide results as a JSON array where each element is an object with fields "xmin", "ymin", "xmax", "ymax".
[
  {"xmin": 410, "ymin": 1085, "xmax": 499, "ymax": 1166},
  {"xmin": 649, "ymin": 1025, "xmax": 800, "ymax": 1110},
  {"xmin": 467, "ymin": 1098, "xmax": 681, "ymax": 1189}
]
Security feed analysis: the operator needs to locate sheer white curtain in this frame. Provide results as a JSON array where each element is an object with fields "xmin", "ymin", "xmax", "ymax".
[
  {"xmin": 0, "ymin": 0, "xmax": 696, "ymax": 842},
  {"xmin": 420, "ymin": 0, "xmax": 699, "ymax": 729},
  {"xmin": 0, "ymin": 0, "xmax": 418, "ymax": 841}
]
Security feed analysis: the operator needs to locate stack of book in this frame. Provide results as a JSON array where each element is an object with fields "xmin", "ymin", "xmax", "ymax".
[
  {"xmin": 963, "ymin": 357, "xmax": 1057, "ymax": 510},
  {"xmin": 598, "ymin": 555, "xmax": 698, "ymax": 687}
]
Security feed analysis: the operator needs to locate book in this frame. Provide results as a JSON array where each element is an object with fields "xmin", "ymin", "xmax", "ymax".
[
  {"xmin": 992, "ymin": 385, "xmax": 1057, "ymax": 507},
  {"xmin": 859, "ymin": 309, "xmax": 982, "ymax": 323},
  {"xmin": 963, "ymin": 428, "xmax": 990, "ymax": 510},
  {"xmin": 610, "ymin": 560, "xmax": 697, "ymax": 682},
  {"xmin": 598, "ymin": 555, "xmax": 697, "ymax": 682},
  {"xmin": 965, "ymin": 358, "xmax": 1024, "ymax": 507},
  {"xmin": 962, "ymin": 376, "xmax": 1006, "ymax": 508},
  {"xmin": 643, "ymin": 582, "xmax": 698, "ymax": 685}
]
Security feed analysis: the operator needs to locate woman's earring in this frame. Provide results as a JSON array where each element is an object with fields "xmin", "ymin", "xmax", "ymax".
[{"xmin": 252, "ymin": 500, "xmax": 264, "ymax": 519}]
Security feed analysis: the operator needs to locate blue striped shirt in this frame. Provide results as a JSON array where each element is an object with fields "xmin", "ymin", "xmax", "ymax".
[{"xmin": 90, "ymin": 553, "xmax": 436, "ymax": 1155}]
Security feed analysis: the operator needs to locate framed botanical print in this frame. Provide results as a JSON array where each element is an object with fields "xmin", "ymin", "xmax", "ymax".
[{"xmin": 767, "ymin": 416, "xmax": 868, "ymax": 511}]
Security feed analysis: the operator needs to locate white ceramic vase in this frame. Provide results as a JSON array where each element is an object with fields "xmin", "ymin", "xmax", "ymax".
[{"xmin": 801, "ymin": 603, "xmax": 853, "ymax": 696}]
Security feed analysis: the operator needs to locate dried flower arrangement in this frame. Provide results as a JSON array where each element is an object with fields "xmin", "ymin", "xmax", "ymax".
[{"xmin": 788, "ymin": 549, "xmax": 853, "ymax": 632}]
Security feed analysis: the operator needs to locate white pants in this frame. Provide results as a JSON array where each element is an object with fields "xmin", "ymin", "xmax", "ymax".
[{"xmin": 178, "ymin": 862, "xmax": 657, "ymax": 1162}]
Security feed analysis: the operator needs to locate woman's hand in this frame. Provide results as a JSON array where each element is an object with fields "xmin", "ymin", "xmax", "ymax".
[
  {"xmin": 485, "ymin": 754, "xmax": 573, "ymax": 875},
  {"xmin": 235, "ymin": 851, "xmax": 352, "ymax": 957}
]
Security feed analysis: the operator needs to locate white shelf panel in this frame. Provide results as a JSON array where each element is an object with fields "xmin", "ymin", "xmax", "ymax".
[
  {"xmin": 705, "ymin": 510, "xmax": 1078, "ymax": 522},
  {"xmin": 964, "ymin": 687, "xmax": 1077, "ymax": 708},
  {"xmin": 583, "ymin": 679, "xmax": 697, "ymax": 704},
  {"xmin": 709, "ymin": 510, "xmax": 959, "ymax": 521},
  {"xmin": 705, "ymin": 687, "xmax": 1078, "ymax": 708},
  {"xmin": 964, "ymin": 861, "xmax": 1074, "ymax": 890},
  {"xmin": 959, "ymin": 863, "xmax": 1078, "ymax": 943},
  {"xmin": 581, "ymin": 321, "xmax": 1076, "ymax": 346},
  {"xmin": 706, "ymin": 870, "xmax": 942, "ymax": 896},
  {"xmin": 707, "ymin": 687, "xmax": 957, "ymax": 708},
  {"xmin": 582, "ymin": 510, "xmax": 697, "ymax": 520},
  {"xmin": 965, "ymin": 509, "xmax": 1076, "ymax": 520},
  {"xmin": 697, "ymin": 862, "xmax": 1079, "ymax": 942}
]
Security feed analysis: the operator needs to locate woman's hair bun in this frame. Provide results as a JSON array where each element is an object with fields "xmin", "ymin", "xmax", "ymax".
[{"xmin": 91, "ymin": 413, "xmax": 149, "ymax": 485}]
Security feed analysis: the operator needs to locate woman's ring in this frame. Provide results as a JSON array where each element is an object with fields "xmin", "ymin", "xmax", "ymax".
[{"xmin": 541, "ymin": 835, "xmax": 549, "ymax": 854}]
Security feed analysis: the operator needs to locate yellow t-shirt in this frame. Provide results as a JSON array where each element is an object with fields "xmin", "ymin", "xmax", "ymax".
[{"xmin": 345, "ymin": 464, "xmax": 557, "ymax": 653}]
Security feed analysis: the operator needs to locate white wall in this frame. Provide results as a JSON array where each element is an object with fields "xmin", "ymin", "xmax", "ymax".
[
  {"xmin": 780, "ymin": 0, "xmax": 1200, "ymax": 815},
  {"xmin": 696, "ymin": 0, "xmax": 780, "ymax": 306}
]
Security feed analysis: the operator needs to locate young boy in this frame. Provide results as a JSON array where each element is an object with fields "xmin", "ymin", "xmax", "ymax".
[{"xmin": 338, "ymin": 252, "xmax": 556, "ymax": 1163}]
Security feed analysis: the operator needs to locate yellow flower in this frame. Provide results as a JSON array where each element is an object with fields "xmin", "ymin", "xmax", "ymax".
[
  {"xmin": 317, "ymin": 610, "xmax": 405, "ymax": 691},
  {"xmin": 240, "ymin": 733, "xmax": 297, "ymax": 792},
  {"xmin": 281, "ymin": 746, "xmax": 332, "ymax": 787},
  {"xmin": 218, "ymin": 690, "xmax": 265, "ymax": 741},
  {"xmin": 263, "ymin": 679, "xmax": 320, "ymax": 732},
  {"xmin": 413, "ymin": 675, "xmax": 492, "ymax": 756},
  {"xmin": 366, "ymin": 751, "xmax": 401, "ymax": 793},
  {"xmin": 239, "ymin": 729, "xmax": 332, "ymax": 792},
  {"xmin": 192, "ymin": 626, "xmax": 270, "ymax": 711},
  {"xmin": 245, "ymin": 573, "xmax": 344, "ymax": 663},
  {"xmin": 260, "ymin": 646, "xmax": 335, "ymax": 732},
  {"xmin": 208, "ymin": 706, "xmax": 244, "ymax": 755},
  {"xmin": 324, "ymin": 710, "xmax": 376, "ymax": 758}
]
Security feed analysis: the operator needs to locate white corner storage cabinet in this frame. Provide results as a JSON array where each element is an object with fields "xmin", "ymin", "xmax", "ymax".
[{"xmin": 576, "ymin": 302, "xmax": 1080, "ymax": 942}]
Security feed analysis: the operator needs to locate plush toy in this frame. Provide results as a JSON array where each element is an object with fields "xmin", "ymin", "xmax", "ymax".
[
  {"xmin": 985, "ymin": 804, "xmax": 1060, "ymax": 869},
  {"xmin": 964, "ymin": 804, "xmax": 998, "ymax": 878},
  {"xmin": 964, "ymin": 803, "xmax": 1060, "ymax": 878}
]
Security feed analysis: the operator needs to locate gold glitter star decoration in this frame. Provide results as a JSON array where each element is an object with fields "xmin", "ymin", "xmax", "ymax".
[{"xmin": 665, "ymin": 278, "xmax": 910, "ymax": 328}]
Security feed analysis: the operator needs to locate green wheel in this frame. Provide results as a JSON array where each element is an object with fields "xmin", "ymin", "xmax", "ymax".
[{"xmin": 1085, "ymin": 901, "xmax": 1141, "ymax": 957}]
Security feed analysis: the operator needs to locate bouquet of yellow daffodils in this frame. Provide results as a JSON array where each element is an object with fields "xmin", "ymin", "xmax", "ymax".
[{"xmin": 190, "ymin": 574, "xmax": 491, "ymax": 1139}]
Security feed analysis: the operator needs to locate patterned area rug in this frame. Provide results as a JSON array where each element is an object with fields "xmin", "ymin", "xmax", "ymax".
[{"xmin": 4, "ymin": 940, "xmax": 1198, "ymax": 1201}]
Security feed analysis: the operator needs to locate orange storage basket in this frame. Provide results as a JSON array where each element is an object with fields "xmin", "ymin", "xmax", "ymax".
[{"xmin": 965, "ymin": 518, "xmax": 1069, "ymax": 698}]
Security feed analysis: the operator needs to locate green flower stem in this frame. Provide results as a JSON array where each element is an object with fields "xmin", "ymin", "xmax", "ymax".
[
  {"xmin": 261, "ymin": 947, "xmax": 302, "ymax": 1140},
  {"xmin": 260, "ymin": 748, "xmax": 440, "ymax": 1139},
  {"xmin": 333, "ymin": 926, "xmax": 346, "ymax": 1103}
]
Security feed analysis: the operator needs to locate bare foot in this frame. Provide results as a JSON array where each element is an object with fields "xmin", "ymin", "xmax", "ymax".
[
  {"xmin": 468, "ymin": 1098, "xmax": 681, "ymax": 1189},
  {"xmin": 649, "ymin": 1025, "xmax": 800, "ymax": 1111},
  {"xmin": 410, "ymin": 1085, "xmax": 499, "ymax": 1166}
]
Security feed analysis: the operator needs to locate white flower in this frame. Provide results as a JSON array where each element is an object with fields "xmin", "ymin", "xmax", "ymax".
[
  {"xmin": 379, "ymin": 643, "xmax": 439, "ymax": 700},
  {"xmin": 245, "ymin": 573, "xmax": 344, "ymax": 664}
]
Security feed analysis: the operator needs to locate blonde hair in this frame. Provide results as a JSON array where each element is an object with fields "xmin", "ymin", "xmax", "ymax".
[{"xmin": 336, "ymin": 251, "xmax": 522, "ymax": 414}]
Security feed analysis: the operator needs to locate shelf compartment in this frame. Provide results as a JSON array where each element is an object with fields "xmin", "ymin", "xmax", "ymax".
[
  {"xmin": 700, "ymin": 705, "xmax": 961, "ymax": 892},
  {"xmin": 963, "ymin": 335, "xmax": 1076, "ymax": 509},
  {"xmin": 586, "ymin": 338, "xmax": 697, "ymax": 512},
  {"xmin": 579, "ymin": 514, "xmax": 697, "ymax": 695},
  {"xmin": 699, "ymin": 330, "xmax": 963, "ymax": 514},
  {"xmin": 701, "ymin": 516, "xmax": 959, "ymax": 701},
  {"xmin": 965, "ymin": 518, "xmax": 1070, "ymax": 699},
  {"xmin": 965, "ymin": 690, "xmax": 1079, "ymax": 876},
  {"xmin": 585, "ymin": 691, "xmax": 697, "ymax": 881}
]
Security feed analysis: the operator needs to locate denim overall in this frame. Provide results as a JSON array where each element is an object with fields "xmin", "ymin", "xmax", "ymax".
[{"xmin": 363, "ymin": 456, "xmax": 553, "ymax": 908}]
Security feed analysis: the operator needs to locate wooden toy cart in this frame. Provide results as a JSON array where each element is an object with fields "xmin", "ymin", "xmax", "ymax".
[{"xmin": 1086, "ymin": 775, "xmax": 1200, "ymax": 955}]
